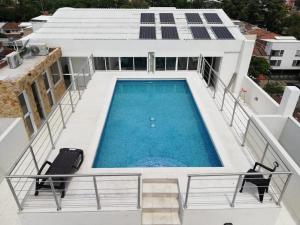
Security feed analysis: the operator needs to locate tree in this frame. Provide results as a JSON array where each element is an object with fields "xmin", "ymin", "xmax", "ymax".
[
  {"xmin": 249, "ymin": 57, "xmax": 270, "ymax": 78},
  {"xmin": 264, "ymin": 81, "xmax": 284, "ymax": 94},
  {"xmin": 283, "ymin": 13, "xmax": 300, "ymax": 39}
]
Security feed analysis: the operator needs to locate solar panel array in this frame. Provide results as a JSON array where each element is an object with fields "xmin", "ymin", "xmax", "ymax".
[
  {"xmin": 190, "ymin": 27, "xmax": 211, "ymax": 40},
  {"xmin": 139, "ymin": 26, "xmax": 156, "ymax": 39},
  {"xmin": 203, "ymin": 13, "xmax": 223, "ymax": 24},
  {"xmin": 211, "ymin": 27, "xmax": 234, "ymax": 39},
  {"xmin": 185, "ymin": 13, "xmax": 202, "ymax": 24},
  {"xmin": 161, "ymin": 26, "xmax": 179, "ymax": 39},
  {"xmin": 159, "ymin": 13, "xmax": 175, "ymax": 24},
  {"xmin": 140, "ymin": 13, "xmax": 155, "ymax": 24}
]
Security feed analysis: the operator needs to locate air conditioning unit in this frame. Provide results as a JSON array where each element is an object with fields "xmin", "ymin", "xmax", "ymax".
[
  {"xmin": 6, "ymin": 51, "xmax": 23, "ymax": 69},
  {"xmin": 29, "ymin": 43, "xmax": 49, "ymax": 56}
]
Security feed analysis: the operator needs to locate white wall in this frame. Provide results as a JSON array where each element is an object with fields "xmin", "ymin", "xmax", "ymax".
[
  {"xmin": 20, "ymin": 210, "xmax": 141, "ymax": 225},
  {"xmin": 183, "ymin": 207, "xmax": 281, "ymax": 225},
  {"xmin": 0, "ymin": 118, "xmax": 28, "ymax": 181},
  {"xmin": 241, "ymin": 76, "xmax": 279, "ymax": 114},
  {"xmin": 266, "ymin": 41, "xmax": 300, "ymax": 70},
  {"xmin": 259, "ymin": 116, "xmax": 287, "ymax": 139},
  {"xmin": 279, "ymin": 117, "xmax": 300, "ymax": 167}
]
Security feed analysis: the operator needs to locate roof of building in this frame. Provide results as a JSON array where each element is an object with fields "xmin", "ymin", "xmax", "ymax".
[
  {"xmin": 30, "ymin": 7, "xmax": 244, "ymax": 41},
  {"xmin": 30, "ymin": 15, "xmax": 52, "ymax": 22},
  {"xmin": 2, "ymin": 22, "xmax": 20, "ymax": 30}
]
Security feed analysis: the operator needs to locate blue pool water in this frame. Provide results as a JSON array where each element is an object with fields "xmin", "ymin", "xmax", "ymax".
[{"xmin": 93, "ymin": 80, "xmax": 222, "ymax": 168}]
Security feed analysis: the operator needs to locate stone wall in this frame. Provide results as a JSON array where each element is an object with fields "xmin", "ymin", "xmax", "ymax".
[{"xmin": 0, "ymin": 48, "xmax": 66, "ymax": 136}]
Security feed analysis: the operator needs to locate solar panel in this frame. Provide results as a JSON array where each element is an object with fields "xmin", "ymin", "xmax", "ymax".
[
  {"xmin": 140, "ymin": 13, "xmax": 155, "ymax": 24},
  {"xmin": 211, "ymin": 27, "xmax": 234, "ymax": 40},
  {"xmin": 159, "ymin": 13, "xmax": 175, "ymax": 24},
  {"xmin": 185, "ymin": 13, "xmax": 202, "ymax": 24},
  {"xmin": 190, "ymin": 27, "xmax": 211, "ymax": 39},
  {"xmin": 161, "ymin": 26, "xmax": 179, "ymax": 39},
  {"xmin": 203, "ymin": 13, "xmax": 222, "ymax": 24},
  {"xmin": 139, "ymin": 26, "xmax": 156, "ymax": 39}
]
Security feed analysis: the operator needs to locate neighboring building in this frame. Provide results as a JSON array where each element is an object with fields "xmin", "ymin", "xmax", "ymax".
[
  {"xmin": 0, "ymin": 48, "xmax": 66, "ymax": 136},
  {"xmin": 30, "ymin": 15, "xmax": 51, "ymax": 32},
  {"xmin": 285, "ymin": 0, "xmax": 296, "ymax": 8},
  {"xmin": 236, "ymin": 21, "xmax": 300, "ymax": 80}
]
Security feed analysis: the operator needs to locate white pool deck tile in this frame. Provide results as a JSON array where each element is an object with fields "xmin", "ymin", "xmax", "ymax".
[{"xmin": 0, "ymin": 71, "xmax": 298, "ymax": 225}]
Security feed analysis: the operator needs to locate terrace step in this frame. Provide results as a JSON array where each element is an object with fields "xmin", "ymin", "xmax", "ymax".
[
  {"xmin": 142, "ymin": 212, "xmax": 180, "ymax": 225},
  {"xmin": 142, "ymin": 196, "xmax": 179, "ymax": 212},
  {"xmin": 143, "ymin": 182, "xmax": 178, "ymax": 197}
]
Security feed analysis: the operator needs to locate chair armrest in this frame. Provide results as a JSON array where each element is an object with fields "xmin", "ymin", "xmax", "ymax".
[
  {"xmin": 37, "ymin": 161, "xmax": 52, "ymax": 175},
  {"xmin": 253, "ymin": 162, "xmax": 276, "ymax": 172}
]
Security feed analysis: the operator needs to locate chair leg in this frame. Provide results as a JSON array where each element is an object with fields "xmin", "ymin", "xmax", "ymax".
[
  {"xmin": 257, "ymin": 187, "xmax": 266, "ymax": 203},
  {"xmin": 239, "ymin": 178, "xmax": 246, "ymax": 193}
]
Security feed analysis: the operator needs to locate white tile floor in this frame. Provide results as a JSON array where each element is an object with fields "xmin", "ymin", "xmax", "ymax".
[{"xmin": 0, "ymin": 71, "xmax": 298, "ymax": 225}]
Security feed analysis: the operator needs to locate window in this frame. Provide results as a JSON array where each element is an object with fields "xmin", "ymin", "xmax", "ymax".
[
  {"xmin": 31, "ymin": 82, "xmax": 45, "ymax": 121},
  {"xmin": 121, "ymin": 57, "xmax": 133, "ymax": 70},
  {"xmin": 270, "ymin": 60, "xmax": 281, "ymax": 67},
  {"xmin": 134, "ymin": 57, "xmax": 147, "ymax": 70},
  {"xmin": 18, "ymin": 92, "xmax": 35, "ymax": 136},
  {"xmin": 155, "ymin": 57, "xmax": 165, "ymax": 71},
  {"xmin": 188, "ymin": 57, "xmax": 198, "ymax": 70},
  {"xmin": 60, "ymin": 57, "xmax": 70, "ymax": 74},
  {"xmin": 296, "ymin": 50, "xmax": 300, "ymax": 57},
  {"xmin": 42, "ymin": 72, "xmax": 54, "ymax": 107},
  {"xmin": 106, "ymin": 57, "xmax": 119, "ymax": 70},
  {"xmin": 177, "ymin": 57, "xmax": 188, "ymax": 70},
  {"xmin": 49, "ymin": 62, "xmax": 61, "ymax": 85},
  {"xmin": 270, "ymin": 50, "xmax": 284, "ymax": 57},
  {"xmin": 166, "ymin": 57, "xmax": 176, "ymax": 70},
  {"xmin": 94, "ymin": 57, "xmax": 106, "ymax": 70},
  {"xmin": 292, "ymin": 60, "xmax": 300, "ymax": 67}
]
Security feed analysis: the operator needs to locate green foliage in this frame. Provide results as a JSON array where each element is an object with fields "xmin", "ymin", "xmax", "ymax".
[
  {"xmin": 283, "ymin": 13, "xmax": 300, "ymax": 39},
  {"xmin": 264, "ymin": 81, "xmax": 284, "ymax": 94},
  {"xmin": 249, "ymin": 57, "xmax": 270, "ymax": 78}
]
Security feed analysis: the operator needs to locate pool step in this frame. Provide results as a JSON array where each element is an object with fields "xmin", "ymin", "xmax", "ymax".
[{"xmin": 142, "ymin": 179, "xmax": 181, "ymax": 225}]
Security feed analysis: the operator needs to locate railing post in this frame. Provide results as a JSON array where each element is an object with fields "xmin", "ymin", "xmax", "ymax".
[
  {"xmin": 46, "ymin": 120, "xmax": 55, "ymax": 149},
  {"xmin": 93, "ymin": 176, "xmax": 101, "ymax": 210},
  {"xmin": 6, "ymin": 177, "xmax": 23, "ymax": 211},
  {"xmin": 207, "ymin": 65, "xmax": 212, "ymax": 87},
  {"xmin": 58, "ymin": 103, "xmax": 66, "ymax": 129},
  {"xmin": 184, "ymin": 176, "xmax": 191, "ymax": 208},
  {"xmin": 260, "ymin": 143, "xmax": 269, "ymax": 164},
  {"xmin": 220, "ymin": 87, "xmax": 227, "ymax": 111},
  {"xmin": 49, "ymin": 177, "xmax": 61, "ymax": 211},
  {"xmin": 230, "ymin": 99, "xmax": 239, "ymax": 127},
  {"xmin": 76, "ymin": 75, "xmax": 82, "ymax": 100},
  {"xmin": 29, "ymin": 145, "xmax": 39, "ymax": 172},
  {"xmin": 277, "ymin": 173, "xmax": 292, "ymax": 205},
  {"xmin": 68, "ymin": 88, "xmax": 75, "ymax": 112},
  {"xmin": 241, "ymin": 119, "xmax": 251, "ymax": 146},
  {"xmin": 137, "ymin": 175, "xmax": 141, "ymax": 209},
  {"xmin": 231, "ymin": 175, "xmax": 242, "ymax": 207},
  {"xmin": 82, "ymin": 69, "xmax": 87, "ymax": 89}
]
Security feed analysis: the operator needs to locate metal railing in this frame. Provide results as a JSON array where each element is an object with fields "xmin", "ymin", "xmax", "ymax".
[
  {"xmin": 183, "ymin": 171, "xmax": 292, "ymax": 209},
  {"xmin": 180, "ymin": 56, "xmax": 294, "ymax": 208},
  {"xmin": 6, "ymin": 173, "xmax": 141, "ymax": 211},
  {"xmin": 198, "ymin": 56, "xmax": 291, "ymax": 172}
]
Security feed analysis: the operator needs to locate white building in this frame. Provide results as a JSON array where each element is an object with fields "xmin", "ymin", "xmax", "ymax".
[
  {"xmin": 263, "ymin": 36, "xmax": 300, "ymax": 79},
  {"xmin": 0, "ymin": 7, "xmax": 300, "ymax": 225}
]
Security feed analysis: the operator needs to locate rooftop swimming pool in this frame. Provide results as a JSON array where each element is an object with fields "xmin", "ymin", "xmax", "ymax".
[{"xmin": 93, "ymin": 80, "xmax": 222, "ymax": 168}]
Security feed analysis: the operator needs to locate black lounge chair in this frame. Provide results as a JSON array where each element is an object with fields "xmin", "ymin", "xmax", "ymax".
[
  {"xmin": 35, "ymin": 148, "xmax": 84, "ymax": 198},
  {"xmin": 239, "ymin": 161, "xmax": 279, "ymax": 203}
]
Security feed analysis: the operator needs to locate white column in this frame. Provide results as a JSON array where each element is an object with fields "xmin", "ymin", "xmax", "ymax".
[{"xmin": 277, "ymin": 86, "xmax": 300, "ymax": 117}]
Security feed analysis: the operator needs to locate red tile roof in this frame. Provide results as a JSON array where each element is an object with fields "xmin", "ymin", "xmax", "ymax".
[{"xmin": 2, "ymin": 22, "xmax": 20, "ymax": 30}]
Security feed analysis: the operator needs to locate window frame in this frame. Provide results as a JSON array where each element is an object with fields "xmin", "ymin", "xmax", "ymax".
[
  {"xmin": 49, "ymin": 61, "xmax": 63, "ymax": 86},
  {"xmin": 18, "ymin": 91, "xmax": 37, "ymax": 136},
  {"xmin": 42, "ymin": 71, "xmax": 56, "ymax": 108}
]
